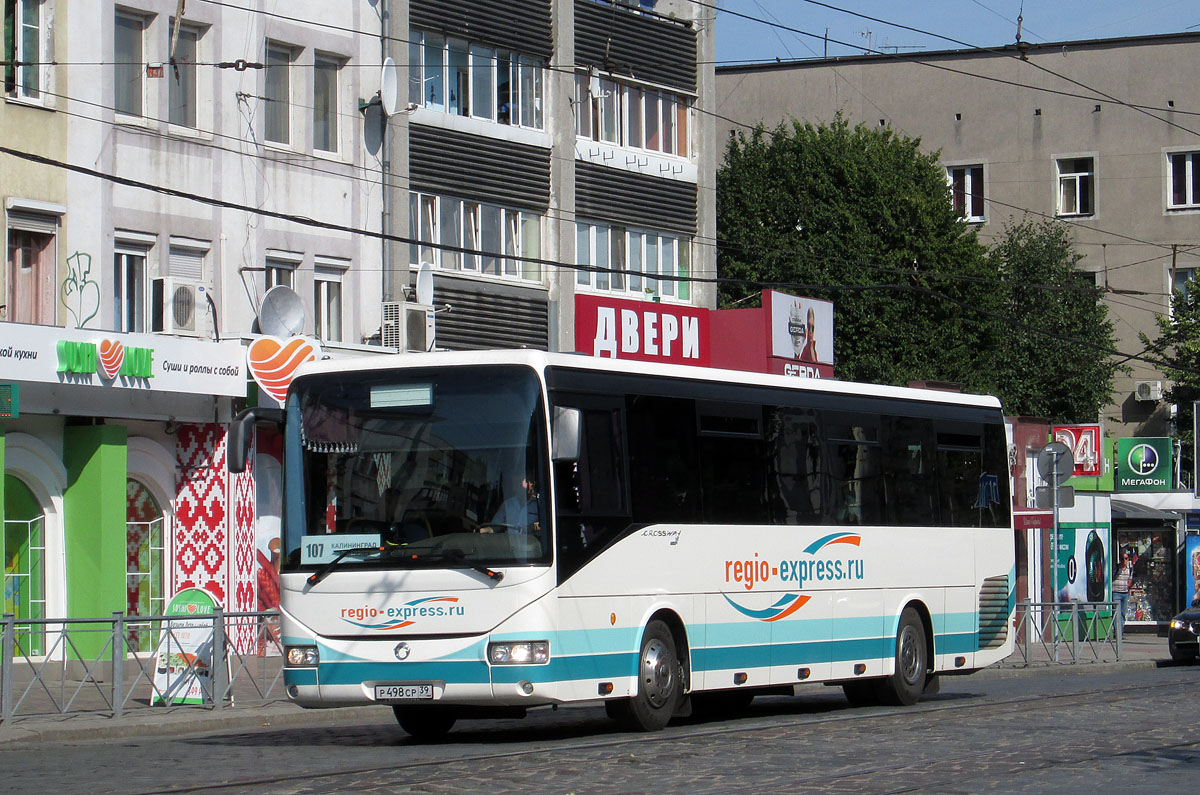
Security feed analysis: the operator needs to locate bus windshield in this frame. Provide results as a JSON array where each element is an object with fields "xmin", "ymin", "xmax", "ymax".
[{"xmin": 281, "ymin": 365, "xmax": 550, "ymax": 572}]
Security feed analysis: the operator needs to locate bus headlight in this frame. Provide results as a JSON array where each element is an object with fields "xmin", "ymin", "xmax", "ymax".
[
  {"xmin": 488, "ymin": 641, "xmax": 549, "ymax": 665},
  {"xmin": 285, "ymin": 645, "xmax": 320, "ymax": 667}
]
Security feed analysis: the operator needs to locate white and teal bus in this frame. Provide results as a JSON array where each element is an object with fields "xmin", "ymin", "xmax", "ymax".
[{"xmin": 246, "ymin": 350, "xmax": 1014, "ymax": 737}]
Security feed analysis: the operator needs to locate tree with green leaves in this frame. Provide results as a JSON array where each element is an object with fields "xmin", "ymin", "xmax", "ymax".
[
  {"xmin": 718, "ymin": 117, "xmax": 999, "ymax": 389},
  {"xmin": 985, "ymin": 218, "xmax": 1123, "ymax": 422},
  {"xmin": 1141, "ymin": 277, "xmax": 1200, "ymax": 481},
  {"xmin": 718, "ymin": 117, "xmax": 1122, "ymax": 421}
]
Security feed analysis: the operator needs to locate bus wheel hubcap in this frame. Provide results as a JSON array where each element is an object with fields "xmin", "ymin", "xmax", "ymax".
[{"xmin": 642, "ymin": 639, "xmax": 674, "ymax": 707}]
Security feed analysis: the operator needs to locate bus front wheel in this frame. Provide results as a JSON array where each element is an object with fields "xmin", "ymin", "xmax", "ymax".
[
  {"xmin": 607, "ymin": 619, "xmax": 682, "ymax": 731},
  {"xmin": 393, "ymin": 705, "xmax": 457, "ymax": 740},
  {"xmin": 878, "ymin": 607, "xmax": 928, "ymax": 706}
]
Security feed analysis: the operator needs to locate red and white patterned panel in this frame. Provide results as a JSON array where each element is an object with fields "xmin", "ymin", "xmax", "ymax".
[
  {"xmin": 231, "ymin": 440, "xmax": 257, "ymax": 653},
  {"xmin": 173, "ymin": 423, "xmax": 229, "ymax": 604}
]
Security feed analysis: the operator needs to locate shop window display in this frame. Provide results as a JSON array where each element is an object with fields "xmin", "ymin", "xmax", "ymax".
[{"xmin": 1116, "ymin": 530, "xmax": 1175, "ymax": 623}]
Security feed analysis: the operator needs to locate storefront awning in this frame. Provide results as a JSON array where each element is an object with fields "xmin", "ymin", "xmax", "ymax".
[{"xmin": 1110, "ymin": 499, "xmax": 1180, "ymax": 522}]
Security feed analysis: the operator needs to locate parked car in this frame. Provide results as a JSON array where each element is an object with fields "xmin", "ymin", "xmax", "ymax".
[{"xmin": 1167, "ymin": 608, "xmax": 1200, "ymax": 662}]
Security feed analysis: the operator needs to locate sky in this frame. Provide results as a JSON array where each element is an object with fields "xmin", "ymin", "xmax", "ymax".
[{"xmin": 714, "ymin": 0, "xmax": 1200, "ymax": 64}]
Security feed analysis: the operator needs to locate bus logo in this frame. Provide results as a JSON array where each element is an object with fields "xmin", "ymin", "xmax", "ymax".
[
  {"xmin": 723, "ymin": 592, "xmax": 811, "ymax": 622},
  {"xmin": 339, "ymin": 596, "xmax": 464, "ymax": 631},
  {"xmin": 723, "ymin": 533, "xmax": 864, "ymax": 622},
  {"xmin": 1127, "ymin": 444, "xmax": 1159, "ymax": 476}
]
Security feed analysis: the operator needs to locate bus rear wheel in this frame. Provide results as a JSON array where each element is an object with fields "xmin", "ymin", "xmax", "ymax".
[
  {"xmin": 607, "ymin": 619, "xmax": 682, "ymax": 731},
  {"xmin": 878, "ymin": 607, "xmax": 928, "ymax": 706},
  {"xmin": 393, "ymin": 706, "xmax": 457, "ymax": 740}
]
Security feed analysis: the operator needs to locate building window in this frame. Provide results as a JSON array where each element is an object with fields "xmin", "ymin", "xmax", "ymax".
[
  {"xmin": 576, "ymin": 221, "xmax": 689, "ymax": 301},
  {"xmin": 114, "ymin": 11, "xmax": 145, "ymax": 116},
  {"xmin": 114, "ymin": 247, "xmax": 148, "ymax": 332},
  {"xmin": 574, "ymin": 72, "xmax": 690, "ymax": 157},
  {"xmin": 1168, "ymin": 152, "xmax": 1200, "ymax": 210},
  {"xmin": 1173, "ymin": 266, "xmax": 1198, "ymax": 300},
  {"xmin": 4, "ymin": 0, "xmax": 48, "ymax": 100},
  {"xmin": 125, "ymin": 480, "xmax": 164, "ymax": 653},
  {"xmin": 948, "ymin": 165, "xmax": 985, "ymax": 222},
  {"xmin": 470, "ymin": 43, "xmax": 494, "ymax": 121},
  {"xmin": 1057, "ymin": 157, "xmax": 1094, "ymax": 217},
  {"xmin": 409, "ymin": 191, "xmax": 541, "ymax": 281},
  {"xmin": 265, "ymin": 257, "xmax": 296, "ymax": 290},
  {"xmin": 264, "ymin": 42, "xmax": 292, "ymax": 145},
  {"xmin": 313, "ymin": 54, "xmax": 340, "ymax": 152},
  {"xmin": 409, "ymin": 30, "xmax": 545, "ymax": 130},
  {"xmin": 314, "ymin": 266, "xmax": 343, "ymax": 343},
  {"xmin": 5, "ymin": 223, "xmax": 55, "ymax": 324},
  {"xmin": 264, "ymin": 251, "xmax": 300, "ymax": 299},
  {"xmin": 168, "ymin": 24, "xmax": 199, "ymax": 128},
  {"xmin": 167, "ymin": 241, "xmax": 205, "ymax": 280}
]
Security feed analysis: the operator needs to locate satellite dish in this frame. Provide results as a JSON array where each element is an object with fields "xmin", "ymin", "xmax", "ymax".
[
  {"xmin": 415, "ymin": 261, "xmax": 434, "ymax": 306},
  {"xmin": 259, "ymin": 285, "xmax": 306, "ymax": 337},
  {"xmin": 380, "ymin": 57, "xmax": 398, "ymax": 117}
]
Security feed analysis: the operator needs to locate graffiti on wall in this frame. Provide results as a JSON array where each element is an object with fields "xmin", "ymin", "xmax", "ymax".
[{"xmin": 61, "ymin": 251, "xmax": 100, "ymax": 328}]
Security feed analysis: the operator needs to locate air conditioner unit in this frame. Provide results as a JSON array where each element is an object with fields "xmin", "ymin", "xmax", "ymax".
[
  {"xmin": 151, "ymin": 278, "xmax": 208, "ymax": 337},
  {"xmin": 381, "ymin": 302, "xmax": 435, "ymax": 352},
  {"xmin": 1134, "ymin": 380, "xmax": 1163, "ymax": 402}
]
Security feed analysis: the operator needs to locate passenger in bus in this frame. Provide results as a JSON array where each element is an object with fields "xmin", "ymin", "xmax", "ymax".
[{"xmin": 480, "ymin": 474, "xmax": 540, "ymax": 534}]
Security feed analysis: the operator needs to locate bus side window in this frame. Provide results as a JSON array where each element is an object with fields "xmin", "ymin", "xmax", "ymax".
[
  {"xmin": 824, "ymin": 415, "xmax": 883, "ymax": 526},
  {"xmin": 936, "ymin": 423, "xmax": 1004, "ymax": 527},
  {"xmin": 555, "ymin": 403, "xmax": 631, "ymax": 581},
  {"xmin": 766, "ymin": 407, "xmax": 823, "ymax": 525},
  {"xmin": 697, "ymin": 402, "xmax": 768, "ymax": 524},
  {"xmin": 627, "ymin": 395, "xmax": 700, "ymax": 523},
  {"xmin": 881, "ymin": 415, "xmax": 937, "ymax": 526}
]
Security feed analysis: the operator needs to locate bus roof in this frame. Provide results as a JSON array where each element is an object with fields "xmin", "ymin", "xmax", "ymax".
[{"xmin": 292, "ymin": 350, "xmax": 1003, "ymax": 412}]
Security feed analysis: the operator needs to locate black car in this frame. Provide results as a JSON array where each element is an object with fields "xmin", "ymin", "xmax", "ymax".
[{"xmin": 1168, "ymin": 608, "xmax": 1200, "ymax": 662}]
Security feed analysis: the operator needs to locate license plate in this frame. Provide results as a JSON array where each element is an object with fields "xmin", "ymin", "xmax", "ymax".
[{"xmin": 374, "ymin": 684, "xmax": 434, "ymax": 702}]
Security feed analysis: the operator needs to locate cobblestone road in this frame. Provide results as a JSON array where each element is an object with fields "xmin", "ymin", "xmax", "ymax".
[{"xmin": 4, "ymin": 665, "xmax": 1198, "ymax": 793}]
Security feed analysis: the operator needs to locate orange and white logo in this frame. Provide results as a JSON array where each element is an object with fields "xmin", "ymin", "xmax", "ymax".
[
  {"xmin": 98, "ymin": 340, "xmax": 124, "ymax": 379},
  {"xmin": 247, "ymin": 336, "xmax": 319, "ymax": 406}
]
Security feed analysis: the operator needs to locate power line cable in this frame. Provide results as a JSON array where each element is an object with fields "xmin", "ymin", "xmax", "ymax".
[{"xmin": 6, "ymin": 138, "xmax": 1175, "ymax": 371}]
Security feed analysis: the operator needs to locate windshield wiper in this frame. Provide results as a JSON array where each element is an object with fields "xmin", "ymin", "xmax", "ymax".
[
  {"xmin": 402, "ymin": 548, "xmax": 504, "ymax": 582},
  {"xmin": 306, "ymin": 546, "xmax": 384, "ymax": 586}
]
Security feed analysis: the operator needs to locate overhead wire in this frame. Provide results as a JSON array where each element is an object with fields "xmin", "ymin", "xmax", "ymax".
[{"xmin": 8, "ymin": 0, "xmax": 1191, "ymax": 372}]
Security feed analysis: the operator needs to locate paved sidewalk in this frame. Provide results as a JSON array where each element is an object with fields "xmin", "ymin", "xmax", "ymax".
[{"xmin": 0, "ymin": 633, "xmax": 1176, "ymax": 747}]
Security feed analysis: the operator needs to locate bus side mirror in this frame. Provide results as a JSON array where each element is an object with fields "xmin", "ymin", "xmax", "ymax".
[
  {"xmin": 228, "ymin": 407, "xmax": 283, "ymax": 473},
  {"xmin": 552, "ymin": 406, "xmax": 582, "ymax": 462}
]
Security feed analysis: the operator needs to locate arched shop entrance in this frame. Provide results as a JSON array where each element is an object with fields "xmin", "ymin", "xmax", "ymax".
[
  {"xmin": 4, "ymin": 475, "xmax": 46, "ymax": 656},
  {"xmin": 126, "ymin": 479, "xmax": 165, "ymax": 652}
]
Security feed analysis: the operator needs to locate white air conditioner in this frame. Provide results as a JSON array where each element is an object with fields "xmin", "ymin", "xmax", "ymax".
[
  {"xmin": 381, "ymin": 301, "xmax": 435, "ymax": 352},
  {"xmin": 151, "ymin": 278, "xmax": 208, "ymax": 337},
  {"xmin": 1134, "ymin": 380, "xmax": 1163, "ymax": 402}
]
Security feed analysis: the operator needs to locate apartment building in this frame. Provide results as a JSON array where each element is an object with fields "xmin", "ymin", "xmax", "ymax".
[{"xmin": 715, "ymin": 32, "xmax": 1200, "ymax": 438}]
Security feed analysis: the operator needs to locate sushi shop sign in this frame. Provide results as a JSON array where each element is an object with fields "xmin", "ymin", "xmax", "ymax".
[
  {"xmin": 0, "ymin": 323, "xmax": 246, "ymax": 396},
  {"xmin": 1116, "ymin": 437, "xmax": 1173, "ymax": 492}
]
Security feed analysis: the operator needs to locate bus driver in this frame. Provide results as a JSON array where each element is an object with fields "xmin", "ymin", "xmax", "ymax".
[{"xmin": 480, "ymin": 473, "xmax": 540, "ymax": 534}]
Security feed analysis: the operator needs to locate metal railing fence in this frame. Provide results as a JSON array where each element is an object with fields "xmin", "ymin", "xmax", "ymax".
[
  {"xmin": 1009, "ymin": 600, "xmax": 1123, "ymax": 666},
  {"xmin": 1, "ymin": 610, "xmax": 284, "ymax": 723}
]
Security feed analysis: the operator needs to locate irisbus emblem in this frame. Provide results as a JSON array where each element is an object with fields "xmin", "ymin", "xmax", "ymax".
[
  {"xmin": 340, "ymin": 596, "xmax": 465, "ymax": 631},
  {"xmin": 722, "ymin": 533, "xmax": 865, "ymax": 622}
]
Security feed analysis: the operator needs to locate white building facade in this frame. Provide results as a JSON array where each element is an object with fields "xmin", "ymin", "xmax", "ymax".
[{"xmin": 1, "ymin": 0, "xmax": 715, "ymax": 646}]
